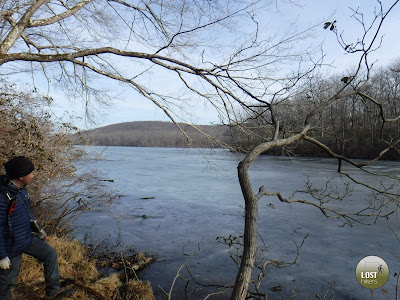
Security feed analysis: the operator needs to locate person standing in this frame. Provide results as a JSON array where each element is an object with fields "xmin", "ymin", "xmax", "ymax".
[{"xmin": 0, "ymin": 156, "xmax": 60, "ymax": 299}]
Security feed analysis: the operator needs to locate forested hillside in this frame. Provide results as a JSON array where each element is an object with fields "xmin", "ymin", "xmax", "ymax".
[
  {"xmin": 229, "ymin": 64, "xmax": 400, "ymax": 160},
  {"xmin": 74, "ymin": 62, "xmax": 400, "ymax": 160},
  {"xmin": 74, "ymin": 121, "xmax": 233, "ymax": 148}
]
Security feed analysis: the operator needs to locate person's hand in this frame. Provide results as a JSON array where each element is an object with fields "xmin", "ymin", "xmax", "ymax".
[{"xmin": 0, "ymin": 257, "xmax": 10, "ymax": 269}]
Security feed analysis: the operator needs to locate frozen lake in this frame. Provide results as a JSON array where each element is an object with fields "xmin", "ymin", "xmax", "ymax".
[{"xmin": 73, "ymin": 146, "xmax": 400, "ymax": 299}]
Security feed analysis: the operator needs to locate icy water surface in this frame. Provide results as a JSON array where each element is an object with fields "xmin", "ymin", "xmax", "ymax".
[{"xmin": 73, "ymin": 146, "xmax": 400, "ymax": 299}]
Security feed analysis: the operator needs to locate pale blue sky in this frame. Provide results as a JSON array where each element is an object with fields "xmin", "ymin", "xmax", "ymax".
[{"xmin": 11, "ymin": 0, "xmax": 400, "ymax": 129}]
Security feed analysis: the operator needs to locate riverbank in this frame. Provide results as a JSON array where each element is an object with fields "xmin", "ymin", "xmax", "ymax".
[{"xmin": 11, "ymin": 235, "xmax": 155, "ymax": 300}]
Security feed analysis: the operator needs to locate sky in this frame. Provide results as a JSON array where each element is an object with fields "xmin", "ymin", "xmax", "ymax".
[{"xmin": 7, "ymin": 0, "xmax": 400, "ymax": 130}]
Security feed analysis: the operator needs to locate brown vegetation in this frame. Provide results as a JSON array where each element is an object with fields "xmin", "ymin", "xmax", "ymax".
[
  {"xmin": 12, "ymin": 235, "xmax": 155, "ymax": 300},
  {"xmin": 0, "ymin": 79, "xmax": 115, "ymax": 233},
  {"xmin": 0, "ymin": 75, "xmax": 154, "ymax": 300}
]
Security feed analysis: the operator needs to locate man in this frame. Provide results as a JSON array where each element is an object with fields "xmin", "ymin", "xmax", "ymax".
[{"xmin": 0, "ymin": 156, "xmax": 60, "ymax": 299}]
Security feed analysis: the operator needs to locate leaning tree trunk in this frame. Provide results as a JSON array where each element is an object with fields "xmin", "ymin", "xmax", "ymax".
[
  {"xmin": 231, "ymin": 129, "xmax": 309, "ymax": 300},
  {"xmin": 231, "ymin": 159, "xmax": 259, "ymax": 299}
]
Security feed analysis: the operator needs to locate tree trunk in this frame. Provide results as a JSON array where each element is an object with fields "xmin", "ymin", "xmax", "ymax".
[
  {"xmin": 231, "ymin": 128, "xmax": 309, "ymax": 300},
  {"xmin": 231, "ymin": 160, "xmax": 258, "ymax": 300}
]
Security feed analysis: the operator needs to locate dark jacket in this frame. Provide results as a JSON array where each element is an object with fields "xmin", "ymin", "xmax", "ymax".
[{"xmin": 0, "ymin": 175, "xmax": 33, "ymax": 259}]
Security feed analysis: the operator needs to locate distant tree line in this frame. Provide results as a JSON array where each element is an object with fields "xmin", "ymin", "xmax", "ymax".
[
  {"xmin": 231, "ymin": 61, "xmax": 400, "ymax": 160},
  {"xmin": 76, "ymin": 61, "xmax": 400, "ymax": 160}
]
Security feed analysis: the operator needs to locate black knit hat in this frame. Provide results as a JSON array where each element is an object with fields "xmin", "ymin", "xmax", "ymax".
[{"xmin": 4, "ymin": 156, "xmax": 35, "ymax": 179}]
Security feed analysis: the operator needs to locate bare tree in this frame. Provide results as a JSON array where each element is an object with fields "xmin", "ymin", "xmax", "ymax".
[
  {"xmin": 1, "ymin": 0, "xmax": 400, "ymax": 299},
  {"xmin": 0, "ymin": 0, "xmax": 320, "ymax": 128},
  {"xmin": 231, "ymin": 1, "xmax": 400, "ymax": 299}
]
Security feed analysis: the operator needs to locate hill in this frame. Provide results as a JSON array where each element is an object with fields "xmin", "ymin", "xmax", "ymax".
[{"xmin": 74, "ymin": 121, "xmax": 234, "ymax": 148}]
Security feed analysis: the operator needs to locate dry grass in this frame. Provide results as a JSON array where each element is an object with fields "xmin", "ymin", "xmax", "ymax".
[
  {"xmin": 50, "ymin": 236, "xmax": 99, "ymax": 282},
  {"xmin": 11, "ymin": 235, "xmax": 155, "ymax": 300},
  {"xmin": 122, "ymin": 280, "xmax": 156, "ymax": 300}
]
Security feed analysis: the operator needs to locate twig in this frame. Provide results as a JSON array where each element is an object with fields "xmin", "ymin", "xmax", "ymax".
[
  {"xmin": 167, "ymin": 262, "xmax": 186, "ymax": 300},
  {"xmin": 120, "ymin": 251, "xmax": 129, "ymax": 282}
]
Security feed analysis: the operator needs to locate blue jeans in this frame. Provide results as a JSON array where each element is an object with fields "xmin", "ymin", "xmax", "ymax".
[{"xmin": 0, "ymin": 235, "xmax": 60, "ymax": 299}]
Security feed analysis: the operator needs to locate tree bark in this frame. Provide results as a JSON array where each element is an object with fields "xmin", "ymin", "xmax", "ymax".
[{"xmin": 231, "ymin": 159, "xmax": 258, "ymax": 300}]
